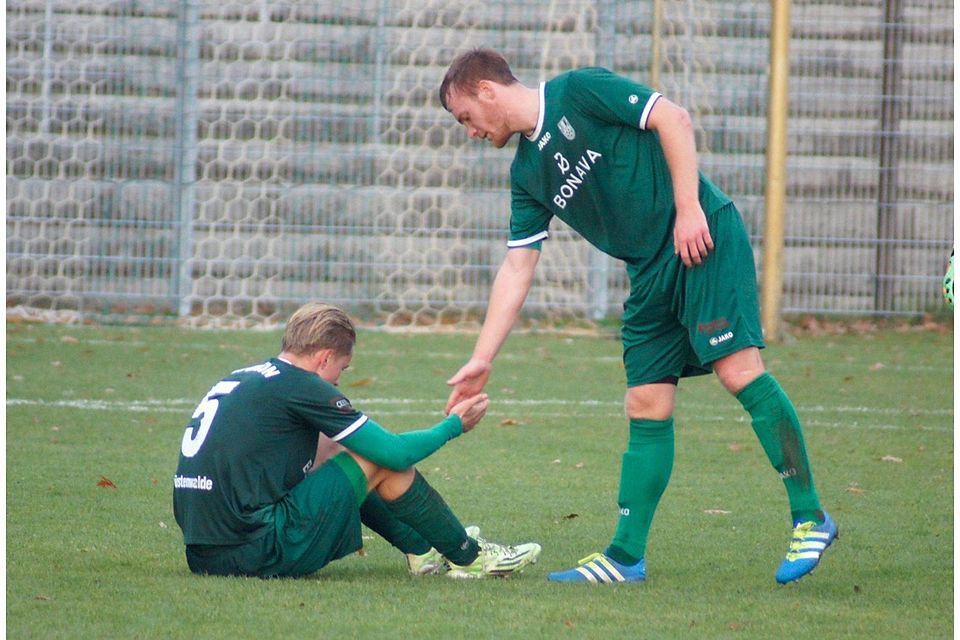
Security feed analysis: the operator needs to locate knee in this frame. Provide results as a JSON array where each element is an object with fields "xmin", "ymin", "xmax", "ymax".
[
  {"xmin": 624, "ymin": 386, "xmax": 675, "ymax": 421},
  {"xmin": 713, "ymin": 349, "xmax": 766, "ymax": 394}
]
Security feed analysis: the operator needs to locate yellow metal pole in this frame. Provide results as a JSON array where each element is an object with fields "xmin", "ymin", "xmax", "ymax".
[{"xmin": 762, "ymin": 0, "xmax": 791, "ymax": 342}]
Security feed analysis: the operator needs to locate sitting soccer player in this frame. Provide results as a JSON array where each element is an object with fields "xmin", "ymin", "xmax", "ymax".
[{"xmin": 173, "ymin": 302, "xmax": 541, "ymax": 578}]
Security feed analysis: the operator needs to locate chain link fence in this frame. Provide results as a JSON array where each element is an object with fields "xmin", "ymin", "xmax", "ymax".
[{"xmin": 6, "ymin": 0, "xmax": 954, "ymax": 326}]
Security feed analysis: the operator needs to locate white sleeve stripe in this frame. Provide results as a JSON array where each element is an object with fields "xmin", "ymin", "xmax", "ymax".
[
  {"xmin": 638, "ymin": 92, "xmax": 662, "ymax": 130},
  {"xmin": 507, "ymin": 230, "xmax": 549, "ymax": 247},
  {"xmin": 332, "ymin": 415, "xmax": 368, "ymax": 441}
]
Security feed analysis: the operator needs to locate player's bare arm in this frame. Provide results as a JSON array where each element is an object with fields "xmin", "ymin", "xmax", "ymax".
[
  {"xmin": 647, "ymin": 97, "xmax": 714, "ymax": 267},
  {"xmin": 445, "ymin": 247, "xmax": 540, "ymax": 413}
]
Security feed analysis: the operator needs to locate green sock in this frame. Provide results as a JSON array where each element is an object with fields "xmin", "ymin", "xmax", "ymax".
[
  {"xmin": 736, "ymin": 372, "xmax": 823, "ymax": 524},
  {"xmin": 605, "ymin": 417, "xmax": 674, "ymax": 565},
  {"xmin": 361, "ymin": 491, "xmax": 432, "ymax": 555},
  {"xmin": 384, "ymin": 471, "xmax": 479, "ymax": 566}
]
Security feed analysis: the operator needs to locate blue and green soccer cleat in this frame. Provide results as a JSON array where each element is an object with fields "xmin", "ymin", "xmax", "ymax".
[
  {"xmin": 547, "ymin": 552, "xmax": 646, "ymax": 583},
  {"xmin": 775, "ymin": 512, "xmax": 838, "ymax": 584}
]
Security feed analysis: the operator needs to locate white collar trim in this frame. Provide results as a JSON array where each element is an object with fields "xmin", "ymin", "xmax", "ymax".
[{"xmin": 525, "ymin": 82, "xmax": 546, "ymax": 141}]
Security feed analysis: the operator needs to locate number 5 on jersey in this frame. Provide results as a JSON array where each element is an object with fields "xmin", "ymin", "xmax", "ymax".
[{"xmin": 181, "ymin": 381, "xmax": 241, "ymax": 457}]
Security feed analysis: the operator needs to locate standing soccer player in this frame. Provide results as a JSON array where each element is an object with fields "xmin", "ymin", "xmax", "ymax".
[
  {"xmin": 173, "ymin": 302, "xmax": 541, "ymax": 578},
  {"xmin": 439, "ymin": 49, "xmax": 837, "ymax": 584}
]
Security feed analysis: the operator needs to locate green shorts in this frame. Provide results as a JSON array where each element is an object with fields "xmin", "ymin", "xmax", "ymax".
[
  {"xmin": 621, "ymin": 203, "xmax": 765, "ymax": 387},
  {"xmin": 185, "ymin": 452, "xmax": 368, "ymax": 578}
]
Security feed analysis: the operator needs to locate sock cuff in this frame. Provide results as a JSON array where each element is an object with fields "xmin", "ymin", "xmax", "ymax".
[
  {"xmin": 385, "ymin": 470, "xmax": 429, "ymax": 515},
  {"xmin": 628, "ymin": 417, "xmax": 674, "ymax": 432},
  {"xmin": 627, "ymin": 417, "xmax": 674, "ymax": 447},
  {"xmin": 735, "ymin": 371, "xmax": 780, "ymax": 410}
]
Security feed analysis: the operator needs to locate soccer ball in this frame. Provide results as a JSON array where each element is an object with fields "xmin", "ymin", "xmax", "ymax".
[{"xmin": 943, "ymin": 250, "xmax": 954, "ymax": 309}]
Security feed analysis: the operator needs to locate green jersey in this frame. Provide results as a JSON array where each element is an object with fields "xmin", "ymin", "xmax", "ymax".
[
  {"xmin": 173, "ymin": 357, "xmax": 369, "ymax": 546},
  {"xmin": 508, "ymin": 67, "xmax": 731, "ymax": 274}
]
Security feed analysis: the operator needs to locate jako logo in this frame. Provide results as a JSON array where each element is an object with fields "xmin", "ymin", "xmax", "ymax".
[
  {"xmin": 537, "ymin": 131, "xmax": 552, "ymax": 150},
  {"xmin": 619, "ymin": 507, "xmax": 631, "ymax": 516},
  {"xmin": 709, "ymin": 331, "xmax": 734, "ymax": 347}
]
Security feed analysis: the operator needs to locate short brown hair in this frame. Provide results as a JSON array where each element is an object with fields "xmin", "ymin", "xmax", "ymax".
[
  {"xmin": 439, "ymin": 48, "xmax": 518, "ymax": 110},
  {"xmin": 281, "ymin": 302, "xmax": 356, "ymax": 356}
]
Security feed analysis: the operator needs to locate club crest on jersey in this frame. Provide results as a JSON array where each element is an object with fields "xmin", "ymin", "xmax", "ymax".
[
  {"xmin": 557, "ymin": 116, "xmax": 576, "ymax": 141},
  {"xmin": 331, "ymin": 396, "xmax": 354, "ymax": 414}
]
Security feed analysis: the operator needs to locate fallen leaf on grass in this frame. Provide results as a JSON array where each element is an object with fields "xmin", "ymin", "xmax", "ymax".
[
  {"xmin": 845, "ymin": 482, "xmax": 866, "ymax": 495},
  {"xmin": 35, "ymin": 595, "xmax": 51, "ymax": 601},
  {"xmin": 60, "ymin": 335, "xmax": 79, "ymax": 344},
  {"xmin": 869, "ymin": 362, "xmax": 885, "ymax": 371},
  {"xmin": 97, "ymin": 476, "xmax": 117, "ymax": 489},
  {"xmin": 500, "ymin": 418, "xmax": 519, "ymax": 426},
  {"xmin": 563, "ymin": 513, "xmax": 579, "ymax": 520},
  {"xmin": 347, "ymin": 378, "xmax": 373, "ymax": 388},
  {"xmin": 881, "ymin": 455, "xmax": 903, "ymax": 463},
  {"xmin": 574, "ymin": 462, "xmax": 585, "ymax": 469},
  {"xmin": 703, "ymin": 509, "xmax": 732, "ymax": 515}
]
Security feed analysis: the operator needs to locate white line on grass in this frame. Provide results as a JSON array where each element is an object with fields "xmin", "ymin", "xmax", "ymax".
[
  {"xmin": 8, "ymin": 336, "xmax": 951, "ymax": 373},
  {"xmin": 7, "ymin": 397, "xmax": 951, "ymax": 432}
]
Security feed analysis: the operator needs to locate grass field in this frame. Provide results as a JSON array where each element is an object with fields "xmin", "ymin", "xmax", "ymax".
[{"xmin": 6, "ymin": 319, "xmax": 954, "ymax": 639}]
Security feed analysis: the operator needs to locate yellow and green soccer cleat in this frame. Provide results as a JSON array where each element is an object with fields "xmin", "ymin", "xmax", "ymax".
[
  {"xmin": 405, "ymin": 525, "xmax": 481, "ymax": 576},
  {"xmin": 405, "ymin": 547, "xmax": 447, "ymax": 576},
  {"xmin": 446, "ymin": 531, "xmax": 541, "ymax": 579}
]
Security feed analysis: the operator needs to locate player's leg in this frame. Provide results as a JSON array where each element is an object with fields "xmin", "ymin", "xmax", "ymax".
[
  {"xmin": 714, "ymin": 347, "xmax": 822, "ymax": 524},
  {"xmin": 714, "ymin": 348, "xmax": 837, "ymax": 583},
  {"xmin": 308, "ymin": 434, "xmax": 441, "ymax": 572},
  {"xmin": 688, "ymin": 203, "xmax": 836, "ymax": 583},
  {"xmin": 346, "ymin": 455, "xmax": 478, "ymax": 567},
  {"xmin": 549, "ymin": 384, "xmax": 678, "ymax": 584},
  {"xmin": 355, "ymin": 454, "xmax": 541, "ymax": 578},
  {"xmin": 606, "ymin": 382, "xmax": 677, "ymax": 561},
  {"xmin": 549, "ymin": 262, "xmax": 692, "ymax": 584},
  {"xmin": 359, "ymin": 491, "xmax": 451, "ymax": 574}
]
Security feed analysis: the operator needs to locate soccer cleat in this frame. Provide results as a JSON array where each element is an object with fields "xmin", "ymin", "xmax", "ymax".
[
  {"xmin": 405, "ymin": 525, "xmax": 480, "ymax": 576},
  {"xmin": 446, "ymin": 533, "xmax": 542, "ymax": 579},
  {"xmin": 547, "ymin": 552, "xmax": 646, "ymax": 583},
  {"xmin": 405, "ymin": 547, "xmax": 447, "ymax": 576},
  {"xmin": 775, "ymin": 511, "xmax": 839, "ymax": 584}
]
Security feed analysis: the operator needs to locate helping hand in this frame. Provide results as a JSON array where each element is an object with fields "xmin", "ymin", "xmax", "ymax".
[{"xmin": 445, "ymin": 358, "xmax": 492, "ymax": 414}]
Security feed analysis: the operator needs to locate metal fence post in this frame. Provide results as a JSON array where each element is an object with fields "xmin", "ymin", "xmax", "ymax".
[
  {"xmin": 172, "ymin": 0, "xmax": 201, "ymax": 317},
  {"xmin": 372, "ymin": 0, "xmax": 387, "ymax": 148},
  {"xmin": 589, "ymin": 0, "xmax": 616, "ymax": 320},
  {"xmin": 40, "ymin": 0, "xmax": 55, "ymax": 136},
  {"xmin": 875, "ymin": 0, "xmax": 904, "ymax": 313}
]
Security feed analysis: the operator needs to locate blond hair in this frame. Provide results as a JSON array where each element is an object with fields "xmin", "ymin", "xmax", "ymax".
[{"xmin": 281, "ymin": 303, "xmax": 356, "ymax": 356}]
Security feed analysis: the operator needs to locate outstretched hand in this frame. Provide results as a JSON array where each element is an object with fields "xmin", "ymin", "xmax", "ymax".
[
  {"xmin": 448, "ymin": 393, "xmax": 490, "ymax": 433},
  {"xmin": 673, "ymin": 203, "xmax": 714, "ymax": 267},
  {"xmin": 445, "ymin": 358, "xmax": 492, "ymax": 414}
]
